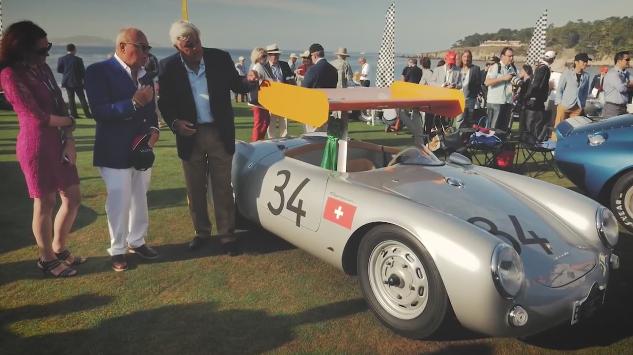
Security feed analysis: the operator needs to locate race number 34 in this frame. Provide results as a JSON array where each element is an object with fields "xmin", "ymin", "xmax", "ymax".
[{"xmin": 267, "ymin": 170, "xmax": 310, "ymax": 227}]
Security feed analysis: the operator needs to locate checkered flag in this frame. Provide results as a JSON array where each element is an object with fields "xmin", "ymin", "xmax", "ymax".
[
  {"xmin": 375, "ymin": 2, "xmax": 396, "ymax": 88},
  {"xmin": 527, "ymin": 10, "xmax": 548, "ymax": 66}
]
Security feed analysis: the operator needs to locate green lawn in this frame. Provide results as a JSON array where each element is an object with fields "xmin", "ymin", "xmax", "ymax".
[{"xmin": 0, "ymin": 104, "xmax": 631, "ymax": 354}]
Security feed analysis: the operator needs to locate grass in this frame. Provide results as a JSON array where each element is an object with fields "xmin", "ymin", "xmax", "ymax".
[{"xmin": 0, "ymin": 104, "xmax": 632, "ymax": 354}]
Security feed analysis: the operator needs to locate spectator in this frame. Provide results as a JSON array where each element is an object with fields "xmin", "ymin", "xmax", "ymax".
[
  {"xmin": 85, "ymin": 27, "xmax": 160, "ymax": 271},
  {"xmin": 234, "ymin": 56, "xmax": 247, "ymax": 103},
  {"xmin": 331, "ymin": 47, "xmax": 354, "ymax": 88},
  {"xmin": 358, "ymin": 56, "xmax": 371, "ymax": 87},
  {"xmin": 143, "ymin": 52, "xmax": 159, "ymax": 83},
  {"xmin": 57, "ymin": 43, "xmax": 92, "ymax": 118},
  {"xmin": 0, "ymin": 21, "xmax": 84, "ymax": 277},
  {"xmin": 431, "ymin": 51, "xmax": 461, "ymax": 89},
  {"xmin": 302, "ymin": 43, "xmax": 337, "ymax": 132},
  {"xmin": 455, "ymin": 50, "xmax": 481, "ymax": 129},
  {"xmin": 603, "ymin": 51, "xmax": 633, "ymax": 118},
  {"xmin": 265, "ymin": 43, "xmax": 294, "ymax": 138},
  {"xmin": 288, "ymin": 53, "xmax": 299, "ymax": 72},
  {"xmin": 484, "ymin": 47, "xmax": 515, "ymax": 130},
  {"xmin": 419, "ymin": 56, "xmax": 433, "ymax": 85},
  {"xmin": 157, "ymin": 20, "xmax": 253, "ymax": 255},
  {"xmin": 590, "ymin": 66, "xmax": 609, "ymax": 103},
  {"xmin": 249, "ymin": 47, "xmax": 272, "ymax": 141},
  {"xmin": 522, "ymin": 50, "xmax": 555, "ymax": 143},
  {"xmin": 551, "ymin": 53, "xmax": 592, "ymax": 141},
  {"xmin": 401, "ymin": 58, "xmax": 422, "ymax": 84},
  {"xmin": 294, "ymin": 50, "xmax": 312, "ymax": 87}
]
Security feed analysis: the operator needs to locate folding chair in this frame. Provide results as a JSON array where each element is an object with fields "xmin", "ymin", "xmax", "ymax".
[{"xmin": 513, "ymin": 129, "xmax": 563, "ymax": 178}]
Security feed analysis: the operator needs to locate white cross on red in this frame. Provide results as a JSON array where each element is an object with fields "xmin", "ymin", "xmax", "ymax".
[{"xmin": 334, "ymin": 206, "xmax": 344, "ymax": 219}]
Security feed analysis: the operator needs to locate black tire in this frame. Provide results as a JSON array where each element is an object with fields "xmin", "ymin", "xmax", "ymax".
[
  {"xmin": 610, "ymin": 172, "xmax": 633, "ymax": 233},
  {"xmin": 357, "ymin": 224, "xmax": 449, "ymax": 339}
]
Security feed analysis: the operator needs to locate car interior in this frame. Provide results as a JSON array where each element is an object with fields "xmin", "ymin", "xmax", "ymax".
[{"xmin": 284, "ymin": 140, "xmax": 401, "ymax": 172}]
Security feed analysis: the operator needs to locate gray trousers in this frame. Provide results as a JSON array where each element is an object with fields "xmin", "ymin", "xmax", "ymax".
[
  {"xmin": 487, "ymin": 103, "xmax": 512, "ymax": 130},
  {"xmin": 182, "ymin": 125, "xmax": 235, "ymax": 241},
  {"xmin": 602, "ymin": 102, "xmax": 627, "ymax": 118},
  {"xmin": 398, "ymin": 109, "xmax": 425, "ymax": 147}
]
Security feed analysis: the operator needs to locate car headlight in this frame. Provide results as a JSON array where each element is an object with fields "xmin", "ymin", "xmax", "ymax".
[
  {"xmin": 596, "ymin": 207, "xmax": 619, "ymax": 248},
  {"xmin": 491, "ymin": 244, "xmax": 524, "ymax": 299},
  {"xmin": 588, "ymin": 133, "xmax": 606, "ymax": 146}
]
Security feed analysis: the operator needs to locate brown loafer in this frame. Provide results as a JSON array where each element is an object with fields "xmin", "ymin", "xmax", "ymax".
[{"xmin": 111, "ymin": 254, "xmax": 128, "ymax": 272}]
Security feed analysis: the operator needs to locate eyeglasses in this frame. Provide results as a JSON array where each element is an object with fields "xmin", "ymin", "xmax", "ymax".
[
  {"xmin": 123, "ymin": 42, "xmax": 152, "ymax": 53},
  {"xmin": 34, "ymin": 42, "xmax": 53, "ymax": 56}
]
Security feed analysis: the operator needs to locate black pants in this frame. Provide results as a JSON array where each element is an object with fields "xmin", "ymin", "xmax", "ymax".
[
  {"xmin": 66, "ymin": 86, "xmax": 92, "ymax": 118},
  {"xmin": 360, "ymin": 80, "xmax": 370, "ymax": 87}
]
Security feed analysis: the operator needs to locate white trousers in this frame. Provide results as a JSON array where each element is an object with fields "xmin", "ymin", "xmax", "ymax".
[
  {"xmin": 267, "ymin": 115, "xmax": 288, "ymax": 138},
  {"xmin": 99, "ymin": 167, "xmax": 152, "ymax": 256}
]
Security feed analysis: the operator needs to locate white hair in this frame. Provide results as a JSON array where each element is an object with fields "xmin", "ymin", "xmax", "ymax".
[{"xmin": 169, "ymin": 20, "xmax": 200, "ymax": 46}]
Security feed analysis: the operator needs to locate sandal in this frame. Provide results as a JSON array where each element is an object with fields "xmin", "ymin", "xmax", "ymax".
[
  {"xmin": 37, "ymin": 258, "xmax": 77, "ymax": 278},
  {"xmin": 55, "ymin": 249, "xmax": 87, "ymax": 266}
]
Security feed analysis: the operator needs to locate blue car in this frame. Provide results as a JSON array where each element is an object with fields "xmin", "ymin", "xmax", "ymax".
[{"xmin": 555, "ymin": 114, "xmax": 633, "ymax": 232}]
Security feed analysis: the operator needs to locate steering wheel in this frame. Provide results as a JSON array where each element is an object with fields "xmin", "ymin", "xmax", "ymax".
[{"xmin": 387, "ymin": 147, "xmax": 420, "ymax": 167}]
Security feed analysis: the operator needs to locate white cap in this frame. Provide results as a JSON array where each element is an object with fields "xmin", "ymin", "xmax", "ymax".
[
  {"xmin": 543, "ymin": 50, "xmax": 556, "ymax": 60},
  {"xmin": 238, "ymin": 56, "xmax": 245, "ymax": 61}
]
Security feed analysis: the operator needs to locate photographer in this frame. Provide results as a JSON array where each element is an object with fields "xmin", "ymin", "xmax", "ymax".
[{"xmin": 484, "ymin": 47, "xmax": 515, "ymax": 130}]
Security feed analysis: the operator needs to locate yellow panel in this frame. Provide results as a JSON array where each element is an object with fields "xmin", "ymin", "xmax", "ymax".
[
  {"xmin": 391, "ymin": 81, "xmax": 465, "ymax": 117},
  {"xmin": 181, "ymin": 0, "xmax": 189, "ymax": 20},
  {"xmin": 259, "ymin": 82, "xmax": 330, "ymax": 127}
]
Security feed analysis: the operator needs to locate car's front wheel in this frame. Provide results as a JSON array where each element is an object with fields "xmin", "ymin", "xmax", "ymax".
[
  {"xmin": 357, "ymin": 225, "xmax": 449, "ymax": 339},
  {"xmin": 610, "ymin": 171, "xmax": 633, "ymax": 232}
]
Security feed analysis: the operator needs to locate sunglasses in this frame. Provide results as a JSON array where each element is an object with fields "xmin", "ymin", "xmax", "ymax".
[
  {"xmin": 34, "ymin": 42, "xmax": 53, "ymax": 56},
  {"xmin": 124, "ymin": 42, "xmax": 152, "ymax": 53}
]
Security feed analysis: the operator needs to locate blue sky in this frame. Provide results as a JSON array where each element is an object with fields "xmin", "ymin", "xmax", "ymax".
[{"xmin": 4, "ymin": 0, "xmax": 629, "ymax": 53}]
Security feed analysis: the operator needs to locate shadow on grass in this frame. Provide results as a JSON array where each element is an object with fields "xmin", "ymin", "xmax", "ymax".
[
  {"xmin": 2, "ymin": 298, "xmax": 366, "ymax": 354},
  {"xmin": 425, "ymin": 344, "xmax": 494, "ymax": 355},
  {"xmin": 0, "ymin": 229, "xmax": 294, "ymax": 285},
  {"xmin": 147, "ymin": 187, "xmax": 187, "ymax": 210},
  {"xmin": 523, "ymin": 231, "xmax": 633, "ymax": 350}
]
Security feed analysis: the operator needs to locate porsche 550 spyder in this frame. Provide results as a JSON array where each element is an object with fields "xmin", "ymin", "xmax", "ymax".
[
  {"xmin": 232, "ymin": 82, "xmax": 620, "ymax": 339},
  {"xmin": 555, "ymin": 114, "xmax": 633, "ymax": 233}
]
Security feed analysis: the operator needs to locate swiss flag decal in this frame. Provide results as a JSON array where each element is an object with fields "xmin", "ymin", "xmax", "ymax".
[{"xmin": 323, "ymin": 196, "xmax": 357, "ymax": 229}]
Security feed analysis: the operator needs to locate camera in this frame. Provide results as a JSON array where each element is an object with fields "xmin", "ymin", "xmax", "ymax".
[{"xmin": 510, "ymin": 75, "xmax": 524, "ymax": 87}]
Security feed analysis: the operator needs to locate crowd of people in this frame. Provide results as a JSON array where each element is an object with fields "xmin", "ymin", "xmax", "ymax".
[{"xmin": 0, "ymin": 18, "xmax": 631, "ymax": 276}]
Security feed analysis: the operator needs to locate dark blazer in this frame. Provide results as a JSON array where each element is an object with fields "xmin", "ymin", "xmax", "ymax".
[
  {"xmin": 462, "ymin": 64, "xmax": 482, "ymax": 99},
  {"xmin": 85, "ymin": 57, "xmax": 158, "ymax": 168},
  {"xmin": 158, "ymin": 48, "xmax": 252, "ymax": 159},
  {"xmin": 302, "ymin": 58, "xmax": 338, "ymax": 89},
  {"xmin": 524, "ymin": 63, "xmax": 551, "ymax": 111},
  {"xmin": 57, "ymin": 53, "xmax": 86, "ymax": 88}
]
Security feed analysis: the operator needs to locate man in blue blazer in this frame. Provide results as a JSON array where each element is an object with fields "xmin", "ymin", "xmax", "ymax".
[
  {"xmin": 85, "ymin": 28, "xmax": 160, "ymax": 272},
  {"xmin": 158, "ymin": 21, "xmax": 253, "ymax": 254},
  {"xmin": 57, "ymin": 43, "xmax": 92, "ymax": 118},
  {"xmin": 302, "ymin": 43, "xmax": 337, "ymax": 89}
]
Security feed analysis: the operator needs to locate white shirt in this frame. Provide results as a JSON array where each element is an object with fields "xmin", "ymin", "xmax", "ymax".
[
  {"xmin": 114, "ymin": 53, "xmax": 146, "ymax": 87},
  {"xmin": 360, "ymin": 62, "xmax": 370, "ymax": 80},
  {"xmin": 181, "ymin": 56, "xmax": 213, "ymax": 124}
]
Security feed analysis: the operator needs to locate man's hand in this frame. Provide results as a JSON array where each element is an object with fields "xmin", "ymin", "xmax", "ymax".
[
  {"xmin": 148, "ymin": 130, "xmax": 159, "ymax": 148},
  {"xmin": 174, "ymin": 119, "xmax": 197, "ymax": 136},
  {"xmin": 62, "ymin": 140, "xmax": 77, "ymax": 165},
  {"xmin": 133, "ymin": 85, "xmax": 154, "ymax": 107},
  {"xmin": 502, "ymin": 74, "xmax": 514, "ymax": 82}
]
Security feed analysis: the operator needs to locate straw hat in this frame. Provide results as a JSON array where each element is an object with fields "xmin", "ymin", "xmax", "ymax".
[
  {"xmin": 335, "ymin": 47, "xmax": 349, "ymax": 57},
  {"xmin": 238, "ymin": 56, "xmax": 245, "ymax": 61},
  {"xmin": 300, "ymin": 50, "xmax": 310, "ymax": 58},
  {"xmin": 289, "ymin": 52, "xmax": 298, "ymax": 59},
  {"xmin": 265, "ymin": 43, "xmax": 281, "ymax": 54}
]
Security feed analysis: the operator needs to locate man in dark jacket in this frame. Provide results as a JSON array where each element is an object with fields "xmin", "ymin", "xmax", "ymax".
[
  {"xmin": 57, "ymin": 44, "xmax": 92, "ymax": 118},
  {"xmin": 302, "ymin": 43, "xmax": 337, "ymax": 89},
  {"xmin": 522, "ymin": 50, "xmax": 555, "ymax": 142},
  {"xmin": 158, "ymin": 20, "xmax": 253, "ymax": 254}
]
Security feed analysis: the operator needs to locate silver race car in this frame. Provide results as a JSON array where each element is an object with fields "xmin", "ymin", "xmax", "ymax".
[{"xmin": 232, "ymin": 82, "xmax": 620, "ymax": 339}]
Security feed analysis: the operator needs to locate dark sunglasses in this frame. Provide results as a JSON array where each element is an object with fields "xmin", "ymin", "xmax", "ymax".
[
  {"xmin": 34, "ymin": 42, "xmax": 53, "ymax": 56},
  {"xmin": 124, "ymin": 42, "xmax": 152, "ymax": 53}
]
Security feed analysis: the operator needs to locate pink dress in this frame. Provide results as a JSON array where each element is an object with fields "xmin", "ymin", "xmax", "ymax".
[{"xmin": 0, "ymin": 64, "xmax": 79, "ymax": 198}]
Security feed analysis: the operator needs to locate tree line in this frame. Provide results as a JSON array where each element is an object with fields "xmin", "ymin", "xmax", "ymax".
[{"xmin": 452, "ymin": 16, "xmax": 633, "ymax": 58}]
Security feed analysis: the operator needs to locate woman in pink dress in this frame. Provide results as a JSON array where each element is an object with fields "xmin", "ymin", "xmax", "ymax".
[{"xmin": 0, "ymin": 21, "xmax": 85, "ymax": 277}]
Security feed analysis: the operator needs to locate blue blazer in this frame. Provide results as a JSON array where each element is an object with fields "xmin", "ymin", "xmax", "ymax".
[
  {"xmin": 85, "ymin": 57, "xmax": 158, "ymax": 168},
  {"xmin": 57, "ymin": 54, "xmax": 85, "ymax": 88},
  {"xmin": 302, "ymin": 58, "xmax": 338, "ymax": 89}
]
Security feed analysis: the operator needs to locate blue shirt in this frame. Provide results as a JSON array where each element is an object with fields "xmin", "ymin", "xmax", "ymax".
[
  {"xmin": 182, "ymin": 56, "xmax": 213, "ymax": 124},
  {"xmin": 603, "ymin": 67, "xmax": 631, "ymax": 105},
  {"xmin": 556, "ymin": 69, "xmax": 590, "ymax": 109}
]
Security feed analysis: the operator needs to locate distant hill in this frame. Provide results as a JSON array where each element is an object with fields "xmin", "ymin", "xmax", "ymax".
[
  {"xmin": 51, "ymin": 35, "xmax": 113, "ymax": 47},
  {"xmin": 452, "ymin": 16, "xmax": 633, "ymax": 60}
]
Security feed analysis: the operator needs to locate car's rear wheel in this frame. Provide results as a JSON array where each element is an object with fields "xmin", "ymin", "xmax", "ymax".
[
  {"xmin": 610, "ymin": 172, "xmax": 633, "ymax": 232},
  {"xmin": 357, "ymin": 225, "xmax": 449, "ymax": 339}
]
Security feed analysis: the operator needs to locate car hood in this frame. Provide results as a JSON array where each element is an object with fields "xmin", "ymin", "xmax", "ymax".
[
  {"xmin": 558, "ymin": 114, "xmax": 633, "ymax": 138},
  {"xmin": 347, "ymin": 164, "xmax": 598, "ymax": 288}
]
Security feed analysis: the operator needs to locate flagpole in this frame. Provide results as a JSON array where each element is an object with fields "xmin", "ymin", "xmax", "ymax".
[{"xmin": 181, "ymin": 0, "xmax": 189, "ymax": 21}]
